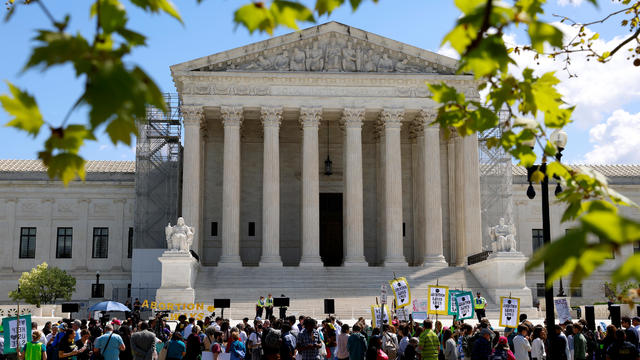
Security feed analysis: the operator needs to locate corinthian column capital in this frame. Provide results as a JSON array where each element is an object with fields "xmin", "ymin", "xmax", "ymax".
[
  {"xmin": 221, "ymin": 105, "xmax": 244, "ymax": 127},
  {"xmin": 261, "ymin": 106, "xmax": 283, "ymax": 128},
  {"xmin": 299, "ymin": 107, "xmax": 322, "ymax": 128},
  {"xmin": 341, "ymin": 107, "xmax": 365, "ymax": 128},
  {"xmin": 380, "ymin": 108, "xmax": 404, "ymax": 129},
  {"xmin": 182, "ymin": 105, "xmax": 205, "ymax": 127}
]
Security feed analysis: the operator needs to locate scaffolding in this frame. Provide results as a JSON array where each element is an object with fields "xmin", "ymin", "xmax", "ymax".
[
  {"xmin": 134, "ymin": 93, "xmax": 183, "ymax": 249},
  {"xmin": 478, "ymin": 111, "xmax": 513, "ymax": 251}
]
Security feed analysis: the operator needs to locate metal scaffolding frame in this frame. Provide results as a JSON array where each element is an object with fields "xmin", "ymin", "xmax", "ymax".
[
  {"xmin": 478, "ymin": 111, "xmax": 513, "ymax": 250},
  {"xmin": 134, "ymin": 93, "xmax": 183, "ymax": 249}
]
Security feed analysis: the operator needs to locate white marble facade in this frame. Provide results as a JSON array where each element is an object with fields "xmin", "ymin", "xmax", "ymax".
[{"xmin": 172, "ymin": 22, "xmax": 484, "ymax": 268}]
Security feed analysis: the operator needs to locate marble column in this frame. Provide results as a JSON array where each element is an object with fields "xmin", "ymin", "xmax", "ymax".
[
  {"xmin": 299, "ymin": 107, "xmax": 323, "ymax": 267},
  {"xmin": 259, "ymin": 106, "xmax": 283, "ymax": 267},
  {"xmin": 381, "ymin": 108, "xmax": 407, "ymax": 266},
  {"xmin": 181, "ymin": 105, "xmax": 205, "ymax": 254},
  {"xmin": 462, "ymin": 133, "xmax": 484, "ymax": 256},
  {"xmin": 416, "ymin": 109, "xmax": 447, "ymax": 266},
  {"xmin": 219, "ymin": 106, "xmax": 243, "ymax": 267},
  {"xmin": 342, "ymin": 108, "xmax": 368, "ymax": 266},
  {"xmin": 454, "ymin": 134, "xmax": 467, "ymax": 266}
]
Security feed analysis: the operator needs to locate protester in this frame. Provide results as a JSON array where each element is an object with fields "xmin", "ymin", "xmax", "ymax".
[
  {"xmin": 471, "ymin": 328, "xmax": 492, "ymax": 360},
  {"xmin": 280, "ymin": 323, "xmax": 297, "ymax": 360},
  {"xmin": 622, "ymin": 316, "xmax": 639, "ymax": 348},
  {"xmin": 606, "ymin": 329, "xmax": 638, "ymax": 360},
  {"xmin": 573, "ymin": 323, "xmax": 587, "ymax": 360},
  {"xmin": 185, "ymin": 326, "xmax": 202, "ymax": 360},
  {"xmin": 347, "ymin": 325, "xmax": 366, "ymax": 360},
  {"xmin": 166, "ymin": 332, "xmax": 187, "ymax": 360},
  {"xmin": 549, "ymin": 325, "xmax": 569, "ymax": 360},
  {"xmin": 74, "ymin": 330, "xmax": 91, "ymax": 360},
  {"xmin": 297, "ymin": 318, "xmax": 322, "ymax": 360},
  {"xmin": 59, "ymin": 329, "xmax": 79, "ymax": 360},
  {"xmin": 512, "ymin": 325, "xmax": 530, "ymax": 360},
  {"xmin": 492, "ymin": 336, "xmax": 515, "ymax": 360},
  {"xmin": 530, "ymin": 326, "xmax": 545, "ymax": 360},
  {"xmin": 18, "ymin": 331, "xmax": 47, "ymax": 360},
  {"xmin": 418, "ymin": 320, "xmax": 438, "ymax": 360},
  {"xmin": 441, "ymin": 329, "xmax": 457, "ymax": 360},
  {"xmin": 336, "ymin": 324, "xmax": 350, "ymax": 360}
]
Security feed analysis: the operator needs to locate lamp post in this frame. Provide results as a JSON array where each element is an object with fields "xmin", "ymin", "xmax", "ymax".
[{"xmin": 525, "ymin": 129, "xmax": 568, "ymax": 330}]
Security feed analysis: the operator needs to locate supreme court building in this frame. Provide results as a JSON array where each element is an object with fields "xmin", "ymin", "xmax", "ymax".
[{"xmin": 173, "ymin": 21, "xmax": 484, "ymax": 269}]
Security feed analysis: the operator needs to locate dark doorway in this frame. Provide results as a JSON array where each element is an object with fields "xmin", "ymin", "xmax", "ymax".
[{"xmin": 320, "ymin": 193, "xmax": 343, "ymax": 266}]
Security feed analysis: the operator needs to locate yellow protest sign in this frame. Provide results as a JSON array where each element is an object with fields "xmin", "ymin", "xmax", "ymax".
[
  {"xmin": 427, "ymin": 285, "xmax": 448, "ymax": 315},
  {"xmin": 370, "ymin": 304, "xmax": 391, "ymax": 328},
  {"xmin": 499, "ymin": 296, "xmax": 520, "ymax": 328},
  {"xmin": 388, "ymin": 277, "xmax": 411, "ymax": 308}
]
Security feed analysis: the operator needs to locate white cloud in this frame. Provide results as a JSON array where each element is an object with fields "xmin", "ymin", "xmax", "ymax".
[
  {"xmin": 557, "ymin": 0, "xmax": 584, "ymax": 6},
  {"xmin": 504, "ymin": 23, "xmax": 640, "ymax": 129},
  {"xmin": 99, "ymin": 144, "xmax": 109, "ymax": 151},
  {"xmin": 583, "ymin": 110, "xmax": 640, "ymax": 164}
]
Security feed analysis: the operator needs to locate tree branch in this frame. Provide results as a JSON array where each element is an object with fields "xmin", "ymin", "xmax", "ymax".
[
  {"xmin": 609, "ymin": 27, "xmax": 640, "ymax": 57},
  {"xmin": 465, "ymin": 0, "xmax": 493, "ymax": 55},
  {"xmin": 34, "ymin": 0, "xmax": 57, "ymax": 28}
]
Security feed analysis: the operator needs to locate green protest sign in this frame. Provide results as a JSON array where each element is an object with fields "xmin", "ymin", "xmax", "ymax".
[
  {"xmin": 3, "ymin": 314, "xmax": 32, "ymax": 354},
  {"xmin": 454, "ymin": 291, "xmax": 475, "ymax": 320},
  {"xmin": 448, "ymin": 290, "xmax": 462, "ymax": 316}
]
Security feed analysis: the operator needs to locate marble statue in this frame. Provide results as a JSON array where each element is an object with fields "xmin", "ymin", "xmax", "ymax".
[
  {"xmin": 291, "ymin": 48, "xmax": 306, "ymax": 71},
  {"xmin": 342, "ymin": 41, "xmax": 358, "ymax": 72},
  {"xmin": 488, "ymin": 218, "xmax": 517, "ymax": 252},
  {"xmin": 165, "ymin": 217, "xmax": 194, "ymax": 253},
  {"xmin": 362, "ymin": 49, "xmax": 378, "ymax": 72},
  {"xmin": 306, "ymin": 41, "xmax": 324, "ymax": 71},
  {"xmin": 274, "ymin": 51, "xmax": 290, "ymax": 71},
  {"xmin": 325, "ymin": 38, "xmax": 342, "ymax": 71},
  {"xmin": 395, "ymin": 58, "xmax": 419, "ymax": 73},
  {"xmin": 377, "ymin": 53, "xmax": 394, "ymax": 72}
]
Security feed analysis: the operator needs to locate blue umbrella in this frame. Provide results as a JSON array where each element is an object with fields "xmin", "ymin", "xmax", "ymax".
[{"xmin": 88, "ymin": 301, "xmax": 130, "ymax": 312}]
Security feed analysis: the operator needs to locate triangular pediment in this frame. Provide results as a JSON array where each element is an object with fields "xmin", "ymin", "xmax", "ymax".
[{"xmin": 171, "ymin": 22, "xmax": 458, "ymax": 75}]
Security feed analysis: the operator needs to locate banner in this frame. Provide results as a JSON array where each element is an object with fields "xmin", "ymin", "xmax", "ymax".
[
  {"xmin": 427, "ymin": 285, "xmax": 448, "ymax": 315},
  {"xmin": 370, "ymin": 304, "xmax": 391, "ymax": 328},
  {"xmin": 448, "ymin": 290, "xmax": 461, "ymax": 316},
  {"xmin": 454, "ymin": 291, "xmax": 475, "ymax": 320},
  {"xmin": 499, "ymin": 297, "xmax": 520, "ymax": 328},
  {"xmin": 3, "ymin": 314, "xmax": 32, "ymax": 354},
  {"xmin": 139, "ymin": 300, "xmax": 215, "ymax": 320},
  {"xmin": 554, "ymin": 298, "xmax": 572, "ymax": 324},
  {"xmin": 396, "ymin": 307, "xmax": 410, "ymax": 321},
  {"xmin": 389, "ymin": 277, "xmax": 411, "ymax": 308},
  {"xmin": 380, "ymin": 284, "xmax": 388, "ymax": 305},
  {"xmin": 412, "ymin": 298, "xmax": 429, "ymax": 313},
  {"xmin": 412, "ymin": 311, "xmax": 427, "ymax": 321}
]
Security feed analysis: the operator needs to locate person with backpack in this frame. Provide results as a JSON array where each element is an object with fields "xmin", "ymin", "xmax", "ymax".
[
  {"xmin": 18, "ymin": 331, "xmax": 48, "ymax": 360},
  {"xmin": 381, "ymin": 325, "xmax": 398, "ymax": 360},
  {"xmin": 347, "ymin": 325, "xmax": 366, "ymax": 360},
  {"xmin": 490, "ymin": 337, "xmax": 515, "ymax": 360}
]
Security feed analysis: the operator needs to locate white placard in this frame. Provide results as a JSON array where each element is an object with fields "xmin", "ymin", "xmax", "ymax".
[
  {"xmin": 554, "ymin": 298, "xmax": 572, "ymax": 324},
  {"xmin": 499, "ymin": 297, "xmax": 520, "ymax": 328},
  {"xmin": 396, "ymin": 307, "xmax": 410, "ymax": 321},
  {"xmin": 428, "ymin": 286, "xmax": 448, "ymax": 315},
  {"xmin": 389, "ymin": 277, "xmax": 411, "ymax": 308},
  {"xmin": 454, "ymin": 292, "xmax": 474, "ymax": 320},
  {"xmin": 8, "ymin": 318, "xmax": 28, "ymax": 350}
]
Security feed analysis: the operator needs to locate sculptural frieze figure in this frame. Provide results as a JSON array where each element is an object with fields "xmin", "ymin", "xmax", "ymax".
[
  {"xmin": 306, "ymin": 41, "xmax": 324, "ymax": 71},
  {"xmin": 291, "ymin": 47, "xmax": 306, "ymax": 71},
  {"xmin": 325, "ymin": 38, "xmax": 342, "ymax": 71},
  {"xmin": 395, "ymin": 58, "xmax": 419, "ymax": 73},
  {"xmin": 488, "ymin": 217, "xmax": 517, "ymax": 253},
  {"xmin": 377, "ymin": 53, "xmax": 394, "ymax": 72},
  {"xmin": 274, "ymin": 50, "xmax": 290, "ymax": 71},
  {"xmin": 165, "ymin": 217, "xmax": 194, "ymax": 253},
  {"xmin": 362, "ymin": 49, "xmax": 378, "ymax": 72},
  {"xmin": 341, "ymin": 41, "xmax": 358, "ymax": 72}
]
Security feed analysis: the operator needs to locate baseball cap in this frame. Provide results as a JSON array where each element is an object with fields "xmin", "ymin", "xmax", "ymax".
[{"xmin": 498, "ymin": 336, "xmax": 508, "ymax": 345}]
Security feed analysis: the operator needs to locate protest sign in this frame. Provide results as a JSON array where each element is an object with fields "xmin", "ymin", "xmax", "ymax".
[
  {"xmin": 370, "ymin": 304, "xmax": 391, "ymax": 328},
  {"xmin": 448, "ymin": 290, "xmax": 461, "ymax": 316},
  {"xmin": 396, "ymin": 307, "xmax": 410, "ymax": 321},
  {"xmin": 389, "ymin": 277, "xmax": 411, "ymax": 308},
  {"xmin": 454, "ymin": 291, "xmax": 475, "ymax": 320},
  {"xmin": 554, "ymin": 298, "xmax": 572, "ymax": 324},
  {"xmin": 427, "ymin": 285, "xmax": 448, "ymax": 315},
  {"xmin": 499, "ymin": 297, "xmax": 520, "ymax": 328},
  {"xmin": 412, "ymin": 298, "xmax": 429, "ymax": 313},
  {"xmin": 2, "ymin": 314, "xmax": 32, "ymax": 354},
  {"xmin": 412, "ymin": 311, "xmax": 428, "ymax": 322}
]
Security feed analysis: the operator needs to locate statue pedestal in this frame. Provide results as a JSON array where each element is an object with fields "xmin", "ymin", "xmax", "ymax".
[
  {"xmin": 155, "ymin": 251, "xmax": 199, "ymax": 304},
  {"xmin": 468, "ymin": 252, "xmax": 534, "ymax": 309}
]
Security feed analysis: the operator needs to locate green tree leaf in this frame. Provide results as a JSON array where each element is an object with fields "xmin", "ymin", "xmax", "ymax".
[
  {"xmin": 271, "ymin": 0, "xmax": 315, "ymax": 30},
  {"xmin": 1, "ymin": 81, "xmax": 44, "ymax": 137},
  {"xmin": 129, "ymin": 0, "xmax": 182, "ymax": 23},
  {"xmin": 315, "ymin": 0, "xmax": 344, "ymax": 16},
  {"xmin": 528, "ymin": 21, "xmax": 564, "ymax": 53},
  {"xmin": 234, "ymin": 3, "xmax": 275, "ymax": 34}
]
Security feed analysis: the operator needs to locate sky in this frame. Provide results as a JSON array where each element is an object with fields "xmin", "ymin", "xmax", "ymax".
[{"xmin": 0, "ymin": 0, "xmax": 639, "ymax": 164}]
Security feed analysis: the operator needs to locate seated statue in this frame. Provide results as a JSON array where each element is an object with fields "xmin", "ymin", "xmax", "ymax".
[
  {"xmin": 165, "ymin": 217, "xmax": 194, "ymax": 253},
  {"xmin": 488, "ymin": 217, "xmax": 517, "ymax": 253}
]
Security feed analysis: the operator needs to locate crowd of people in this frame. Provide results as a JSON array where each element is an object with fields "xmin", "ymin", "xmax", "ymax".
[{"xmin": 7, "ymin": 310, "xmax": 640, "ymax": 360}]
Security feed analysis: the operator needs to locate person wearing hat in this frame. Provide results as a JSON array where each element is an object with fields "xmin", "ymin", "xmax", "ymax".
[
  {"xmin": 493, "ymin": 336, "xmax": 515, "ymax": 360},
  {"xmin": 18, "ymin": 331, "xmax": 47, "ymax": 360},
  {"xmin": 471, "ymin": 328, "xmax": 493, "ymax": 360},
  {"xmin": 474, "ymin": 292, "xmax": 487, "ymax": 322}
]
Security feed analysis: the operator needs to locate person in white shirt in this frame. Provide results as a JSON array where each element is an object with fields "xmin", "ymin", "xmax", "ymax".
[
  {"xmin": 530, "ymin": 326, "xmax": 546, "ymax": 360},
  {"xmin": 183, "ymin": 317, "xmax": 195, "ymax": 338},
  {"xmin": 512, "ymin": 325, "xmax": 532, "ymax": 360}
]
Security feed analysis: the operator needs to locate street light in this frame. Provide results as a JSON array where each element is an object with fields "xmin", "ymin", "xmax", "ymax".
[{"xmin": 525, "ymin": 129, "xmax": 568, "ymax": 329}]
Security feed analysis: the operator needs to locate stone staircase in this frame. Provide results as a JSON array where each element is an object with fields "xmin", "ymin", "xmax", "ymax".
[{"xmin": 194, "ymin": 266, "xmax": 500, "ymax": 320}]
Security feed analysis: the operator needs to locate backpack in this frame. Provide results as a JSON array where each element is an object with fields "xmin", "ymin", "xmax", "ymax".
[
  {"xmin": 264, "ymin": 329, "xmax": 282, "ymax": 350},
  {"xmin": 383, "ymin": 332, "xmax": 398, "ymax": 360},
  {"xmin": 488, "ymin": 348, "xmax": 508, "ymax": 360}
]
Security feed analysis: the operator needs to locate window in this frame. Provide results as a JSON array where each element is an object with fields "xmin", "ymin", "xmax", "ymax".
[
  {"xmin": 127, "ymin": 227, "xmax": 133, "ymax": 258},
  {"xmin": 211, "ymin": 222, "xmax": 218, "ymax": 237},
  {"xmin": 56, "ymin": 227, "xmax": 73, "ymax": 258},
  {"xmin": 19, "ymin": 227, "xmax": 36, "ymax": 259},
  {"xmin": 536, "ymin": 283, "xmax": 546, "ymax": 297},
  {"xmin": 532, "ymin": 229, "xmax": 544, "ymax": 252},
  {"xmin": 570, "ymin": 284, "xmax": 583, "ymax": 297},
  {"xmin": 248, "ymin": 222, "xmax": 256, "ymax": 237},
  {"xmin": 92, "ymin": 227, "xmax": 109, "ymax": 258}
]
